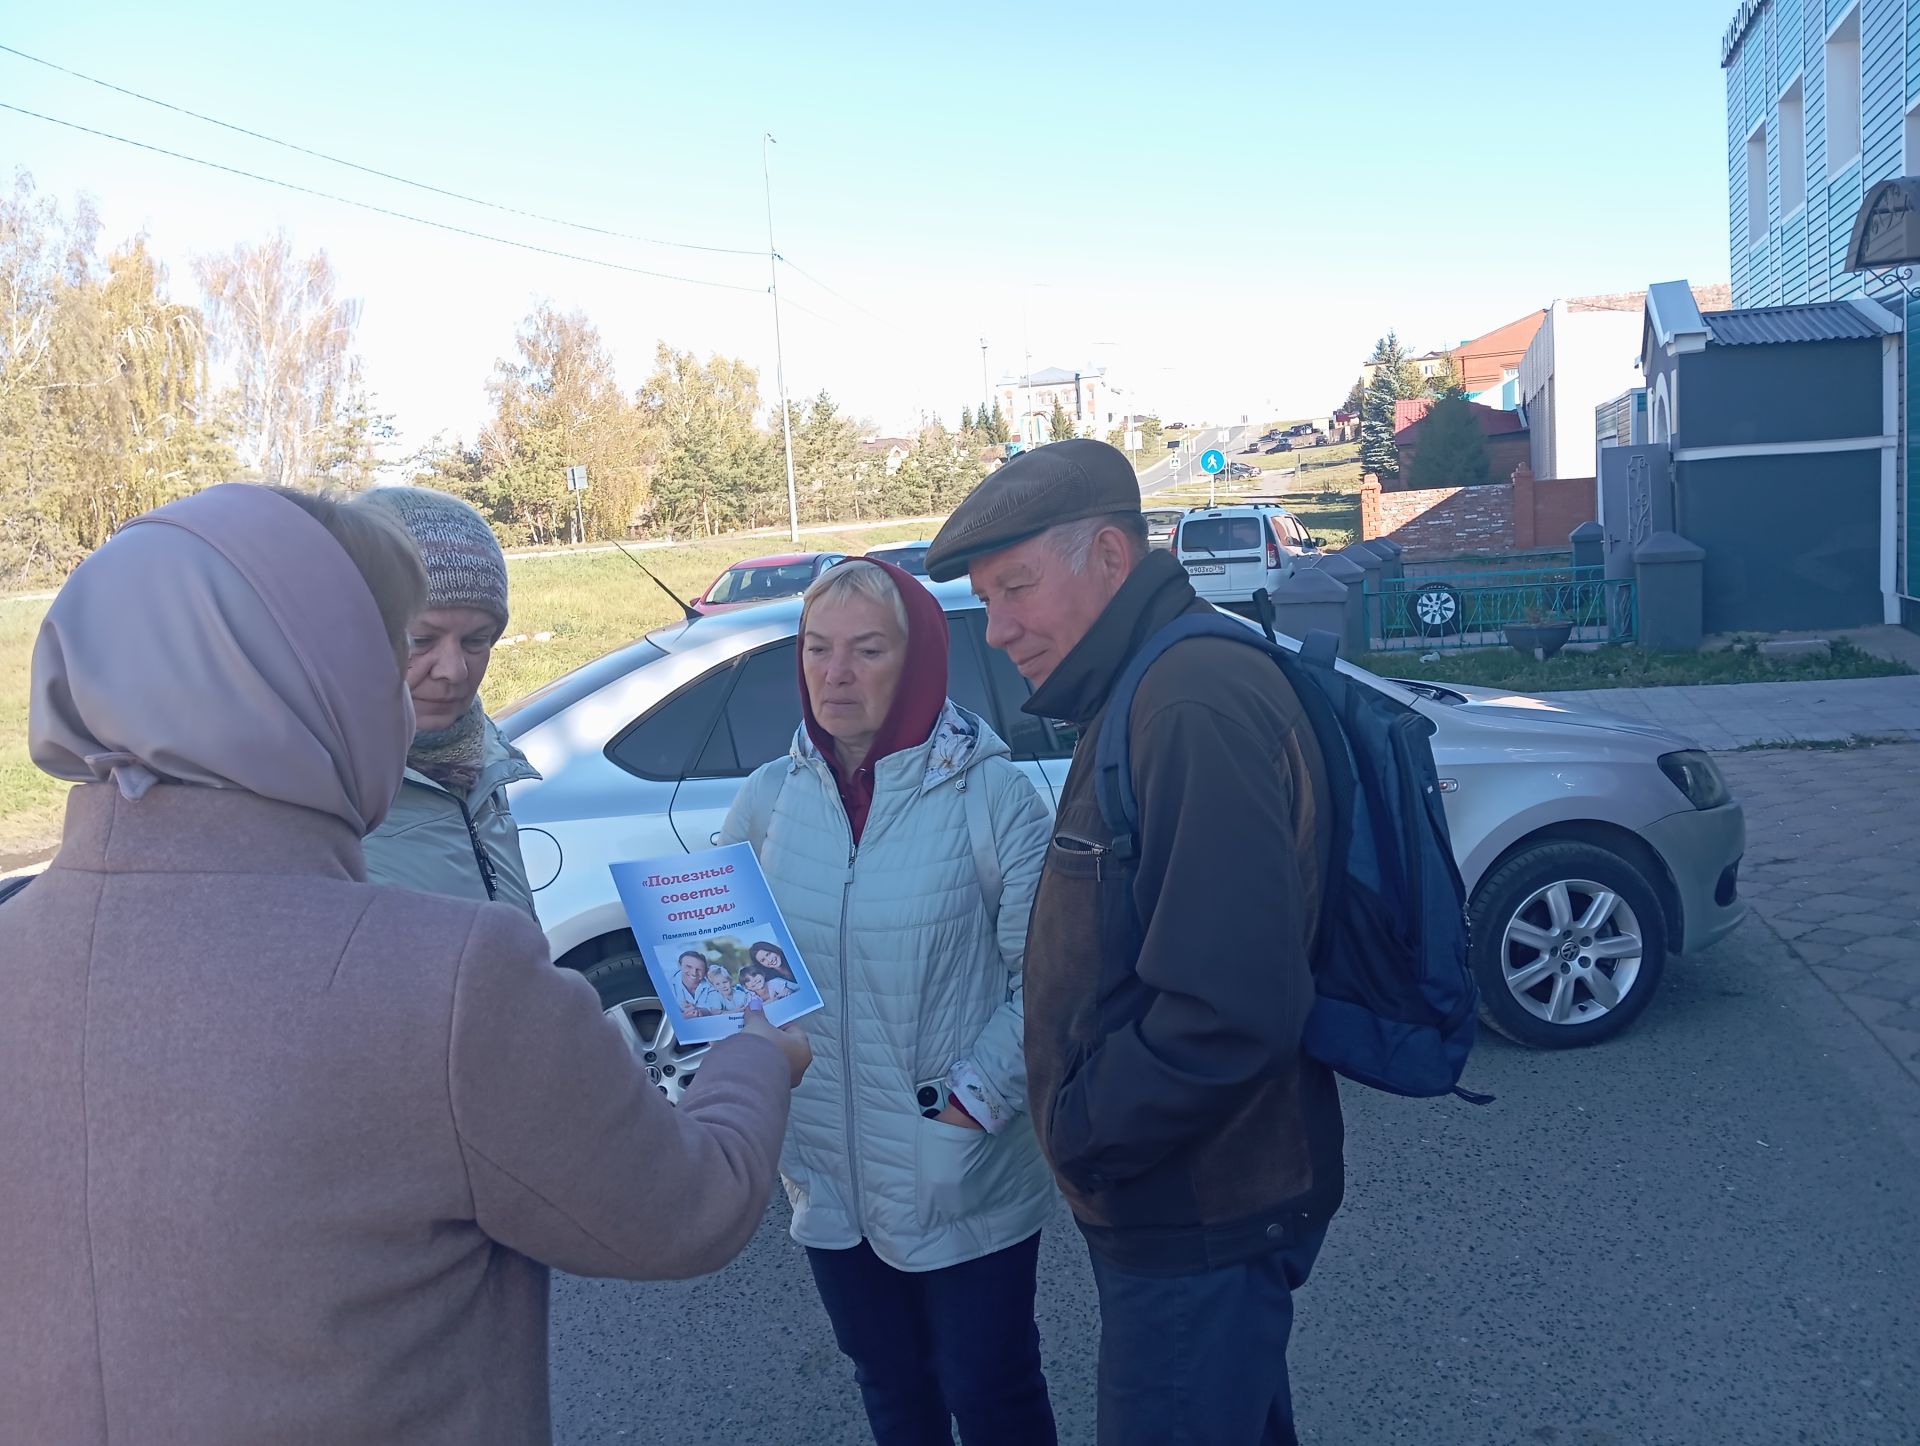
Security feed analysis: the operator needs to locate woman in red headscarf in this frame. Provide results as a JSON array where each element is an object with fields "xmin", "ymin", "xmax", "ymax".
[{"xmin": 723, "ymin": 557, "xmax": 1059, "ymax": 1445}]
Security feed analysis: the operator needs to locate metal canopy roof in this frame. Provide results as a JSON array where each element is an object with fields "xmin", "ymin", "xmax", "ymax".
[{"xmin": 1701, "ymin": 301, "xmax": 1898, "ymax": 346}]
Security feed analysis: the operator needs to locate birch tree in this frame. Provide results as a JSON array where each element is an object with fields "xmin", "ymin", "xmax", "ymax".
[{"xmin": 195, "ymin": 231, "xmax": 359, "ymax": 486}]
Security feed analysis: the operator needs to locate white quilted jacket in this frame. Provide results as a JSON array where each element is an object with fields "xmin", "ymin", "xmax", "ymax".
[{"xmin": 720, "ymin": 703, "xmax": 1057, "ymax": 1271}]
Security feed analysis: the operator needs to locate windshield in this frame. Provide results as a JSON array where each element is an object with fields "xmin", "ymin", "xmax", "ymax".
[
  {"xmin": 706, "ymin": 562, "xmax": 817, "ymax": 604},
  {"xmin": 1179, "ymin": 517, "xmax": 1264, "ymax": 553},
  {"xmin": 869, "ymin": 547, "xmax": 929, "ymax": 575}
]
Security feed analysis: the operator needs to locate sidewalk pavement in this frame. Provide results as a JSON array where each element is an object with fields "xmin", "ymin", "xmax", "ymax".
[
  {"xmin": 1720, "ymin": 743, "xmax": 1920, "ymax": 1087},
  {"xmin": 1538, "ymin": 673, "xmax": 1920, "ymax": 751}
]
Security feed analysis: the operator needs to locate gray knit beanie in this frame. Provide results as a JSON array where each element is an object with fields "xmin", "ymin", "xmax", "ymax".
[{"xmin": 356, "ymin": 487, "xmax": 509, "ymax": 629}]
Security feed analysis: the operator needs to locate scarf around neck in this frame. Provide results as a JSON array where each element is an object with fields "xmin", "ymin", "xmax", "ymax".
[{"xmin": 409, "ymin": 699, "xmax": 489, "ymax": 797}]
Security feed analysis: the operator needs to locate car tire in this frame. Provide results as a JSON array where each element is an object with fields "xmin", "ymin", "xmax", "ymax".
[
  {"xmin": 1469, "ymin": 841, "xmax": 1667, "ymax": 1050},
  {"xmin": 576, "ymin": 944, "xmax": 711, "ymax": 1104},
  {"xmin": 1406, "ymin": 584, "xmax": 1463, "ymax": 636}
]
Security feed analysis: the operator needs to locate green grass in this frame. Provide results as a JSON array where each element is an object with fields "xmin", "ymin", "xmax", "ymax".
[
  {"xmin": 1732, "ymin": 734, "xmax": 1912, "ymax": 752},
  {"xmin": 1248, "ymin": 440, "xmax": 1359, "ymax": 473},
  {"xmin": 1360, "ymin": 637, "xmax": 1915, "ymax": 693},
  {"xmin": 0, "ymin": 523, "xmax": 935, "ymax": 864},
  {"xmin": 0, "ymin": 597, "xmax": 63, "ymax": 868}
]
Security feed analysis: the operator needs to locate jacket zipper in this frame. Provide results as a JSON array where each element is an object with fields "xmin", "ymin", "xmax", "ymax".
[
  {"xmin": 839, "ymin": 831, "xmax": 863, "ymax": 1232},
  {"xmin": 1052, "ymin": 829, "xmax": 1108, "ymax": 882},
  {"xmin": 456, "ymin": 796, "xmax": 500, "ymax": 901}
]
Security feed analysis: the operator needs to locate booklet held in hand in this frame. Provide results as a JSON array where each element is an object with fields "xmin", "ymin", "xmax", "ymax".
[{"xmin": 609, "ymin": 843, "xmax": 823, "ymax": 1046}]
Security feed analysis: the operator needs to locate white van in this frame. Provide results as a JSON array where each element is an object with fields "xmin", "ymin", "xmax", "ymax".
[{"xmin": 1174, "ymin": 505, "xmax": 1321, "ymax": 613}]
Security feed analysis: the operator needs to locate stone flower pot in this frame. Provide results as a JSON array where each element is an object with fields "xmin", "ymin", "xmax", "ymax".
[{"xmin": 1504, "ymin": 620, "xmax": 1574, "ymax": 662}]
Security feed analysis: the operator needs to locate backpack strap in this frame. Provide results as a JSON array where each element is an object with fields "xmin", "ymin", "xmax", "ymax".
[
  {"xmin": 1093, "ymin": 614, "xmax": 1292, "ymax": 861},
  {"xmin": 960, "ymin": 770, "xmax": 1003, "ymax": 928}
]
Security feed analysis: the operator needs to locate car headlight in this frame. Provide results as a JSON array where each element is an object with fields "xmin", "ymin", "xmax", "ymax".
[{"xmin": 1659, "ymin": 750, "xmax": 1731, "ymax": 811}]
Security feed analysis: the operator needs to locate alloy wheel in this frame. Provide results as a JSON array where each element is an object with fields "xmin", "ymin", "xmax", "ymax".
[
  {"xmin": 603, "ymin": 996, "xmax": 710, "ymax": 1105},
  {"xmin": 1500, "ymin": 878, "xmax": 1644, "ymax": 1027}
]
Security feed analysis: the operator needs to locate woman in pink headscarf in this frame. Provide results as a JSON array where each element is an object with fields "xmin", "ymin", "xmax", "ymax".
[{"xmin": 0, "ymin": 484, "xmax": 808, "ymax": 1446}]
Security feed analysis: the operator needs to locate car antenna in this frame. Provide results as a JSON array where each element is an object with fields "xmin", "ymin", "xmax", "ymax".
[{"xmin": 609, "ymin": 538, "xmax": 699, "ymax": 622}]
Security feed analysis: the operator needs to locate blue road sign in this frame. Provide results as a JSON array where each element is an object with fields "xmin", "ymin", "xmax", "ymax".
[{"xmin": 1200, "ymin": 449, "xmax": 1226, "ymax": 474}]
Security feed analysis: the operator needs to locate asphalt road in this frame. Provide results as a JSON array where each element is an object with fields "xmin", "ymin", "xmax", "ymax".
[
  {"xmin": 1137, "ymin": 421, "xmax": 1258, "ymax": 498},
  {"xmin": 548, "ymin": 898, "xmax": 1920, "ymax": 1446}
]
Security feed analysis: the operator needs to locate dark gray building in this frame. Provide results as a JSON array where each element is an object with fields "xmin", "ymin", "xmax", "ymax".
[{"xmin": 1633, "ymin": 280, "xmax": 1899, "ymax": 633}]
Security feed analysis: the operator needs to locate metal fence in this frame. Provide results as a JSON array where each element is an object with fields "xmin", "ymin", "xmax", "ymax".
[{"xmin": 1364, "ymin": 563, "xmax": 1637, "ymax": 653}]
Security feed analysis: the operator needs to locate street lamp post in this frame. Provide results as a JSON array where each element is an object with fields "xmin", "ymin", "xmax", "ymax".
[{"xmin": 763, "ymin": 133, "xmax": 800, "ymax": 544}]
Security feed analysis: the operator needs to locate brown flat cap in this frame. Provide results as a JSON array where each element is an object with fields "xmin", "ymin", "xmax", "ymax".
[{"xmin": 926, "ymin": 438, "xmax": 1144, "ymax": 582}]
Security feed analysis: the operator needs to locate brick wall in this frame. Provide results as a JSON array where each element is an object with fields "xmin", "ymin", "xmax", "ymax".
[
  {"xmin": 1486, "ymin": 433, "xmax": 1532, "ymax": 486},
  {"xmin": 1513, "ymin": 468, "xmax": 1596, "ymax": 550},
  {"xmin": 1361, "ymin": 467, "xmax": 1597, "ymax": 558},
  {"xmin": 1361, "ymin": 477, "xmax": 1515, "ymax": 558}
]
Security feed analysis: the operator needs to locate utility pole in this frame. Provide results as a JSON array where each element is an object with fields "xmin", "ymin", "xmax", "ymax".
[
  {"xmin": 979, "ymin": 338, "xmax": 990, "ymax": 422},
  {"xmin": 1023, "ymin": 348, "xmax": 1033, "ymax": 448},
  {"xmin": 763, "ymin": 133, "xmax": 800, "ymax": 543}
]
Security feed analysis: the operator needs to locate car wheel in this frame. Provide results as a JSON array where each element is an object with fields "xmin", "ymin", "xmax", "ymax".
[
  {"xmin": 1406, "ymin": 584, "xmax": 1463, "ymax": 636},
  {"xmin": 1468, "ymin": 841, "xmax": 1667, "ymax": 1049},
  {"xmin": 577, "ymin": 949, "xmax": 711, "ymax": 1104}
]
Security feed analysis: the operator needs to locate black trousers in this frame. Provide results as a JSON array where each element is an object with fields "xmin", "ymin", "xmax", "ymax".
[{"xmin": 806, "ymin": 1233, "xmax": 1057, "ymax": 1446}]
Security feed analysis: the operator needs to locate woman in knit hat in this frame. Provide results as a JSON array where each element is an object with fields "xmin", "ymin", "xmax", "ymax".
[{"xmin": 355, "ymin": 486, "xmax": 541, "ymax": 915}]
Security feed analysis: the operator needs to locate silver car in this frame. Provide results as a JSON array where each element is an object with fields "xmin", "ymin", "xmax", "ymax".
[{"xmin": 499, "ymin": 584, "xmax": 1745, "ymax": 1096}]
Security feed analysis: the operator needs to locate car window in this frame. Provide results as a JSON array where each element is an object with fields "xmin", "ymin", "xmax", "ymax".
[
  {"xmin": 696, "ymin": 640, "xmax": 801, "ymax": 776},
  {"xmin": 1180, "ymin": 517, "xmax": 1264, "ymax": 553},
  {"xmin": 706, "ymin": 564, "xmax": 816, "ymax": 605},
  {"xmin": 873, "ymin": 547, "xmax": 929, "ymax": 575},
  {"xmin": 945, "ymin": 613, "xmax": 996, "ymax": 722},
  {"xmin": 605, "ymin": 666, "xmax": 734, "ymax": 780}
]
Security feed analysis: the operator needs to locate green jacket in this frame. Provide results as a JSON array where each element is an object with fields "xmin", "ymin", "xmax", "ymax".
[{"xmin": 362, "ymin": 717, "xmax": 541, "ymax": 917}]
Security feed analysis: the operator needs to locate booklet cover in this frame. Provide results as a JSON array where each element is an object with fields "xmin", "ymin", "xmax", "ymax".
[{"xmin": 608, "ymin": 843, "xmax": 823, "ymax": 1046}]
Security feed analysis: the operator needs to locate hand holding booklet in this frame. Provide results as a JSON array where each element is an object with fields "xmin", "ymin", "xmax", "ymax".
[{"xmin": 608, "ymin": 843, "xmax": 823, "ymax": 1046}]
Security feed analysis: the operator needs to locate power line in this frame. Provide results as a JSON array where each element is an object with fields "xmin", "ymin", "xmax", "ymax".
[
  {"xmin": 0, "ymin": 42, "xmax": 764, "ymax": 257},
  {"xmin": 777, "ymin": 293, "xmax": 840, "ymax": 327},
  {"xmin": 0, "ymin": 101, "xmax": 768, "ymax": 294},
  {"xmin": 779, "ymin": 255, "xmax": 901, "ymax": 331}
]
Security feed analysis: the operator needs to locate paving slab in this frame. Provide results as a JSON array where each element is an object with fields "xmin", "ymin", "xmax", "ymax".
[
  {"xmin": 1537, "ymin": 674, "xmax": 1920, "ymax": 750},
  {"xmin": 1720, "ymin": 741, "xmax": 1920, "ymax": 1087}
]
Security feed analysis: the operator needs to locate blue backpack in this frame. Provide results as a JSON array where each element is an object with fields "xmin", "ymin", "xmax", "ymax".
[{"xmin": 1092, "ymin": 614, "xmax": 1489, "ymax": 1102}]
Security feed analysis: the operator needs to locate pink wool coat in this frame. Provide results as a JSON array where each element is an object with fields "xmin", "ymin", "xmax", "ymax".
[{"xmin": 0, "ymin": 785, "xmax": 790, "ymax": 1446}]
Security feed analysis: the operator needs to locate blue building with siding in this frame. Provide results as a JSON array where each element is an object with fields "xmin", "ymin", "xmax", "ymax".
[{"xmin": 1725, "ymin": 0, "xmax": 1919, "ymax": 621}]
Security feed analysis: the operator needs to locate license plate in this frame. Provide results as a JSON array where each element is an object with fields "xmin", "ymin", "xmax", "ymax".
[{"xmin": 1184, "ymin": 563, "xmax": 1225, "ymax": 575}]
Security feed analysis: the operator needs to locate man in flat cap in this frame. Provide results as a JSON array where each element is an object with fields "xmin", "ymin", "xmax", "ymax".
[{"xmin": 926, "ymin": 438, "xmax": 1340, "ymax": 1446}]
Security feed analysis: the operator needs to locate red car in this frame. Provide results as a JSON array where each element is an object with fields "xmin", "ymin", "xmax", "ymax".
[{"xmin": 693, "ymin": 552, "xmax": 848, "ymax": 614}]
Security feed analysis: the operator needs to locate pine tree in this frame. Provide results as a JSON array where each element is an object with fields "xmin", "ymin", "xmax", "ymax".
[
  {"xmin": 1360, "ymin": 366, "xmax": 1404, "ymax": 481},
  {"xmin": 1405, "ymin": 393, "xmax": 1494, "ymax": 489},
  {"xmin": 987, "ymin": 400, "xmax": 1011, "ymax": 443},
  {"xmin": 1047, "ymin": 395, "xmax": 1075, "ymax": 443},
  {"xmin": 960, "ymin": 404, "xmax": 974, "ymax": 433},
  {"xmin": 1423, "ymin": 356, "xmax": 1465, "ymax": 400},
  {"xmin": 1357, "ymin": 330, "xmax": 1435, "ymax": 482}
]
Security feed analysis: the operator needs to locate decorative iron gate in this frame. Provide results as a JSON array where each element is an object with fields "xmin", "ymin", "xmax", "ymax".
[{"xmin": 1364, "ymin": 563, "xmax": 1637, "ymax": 653}]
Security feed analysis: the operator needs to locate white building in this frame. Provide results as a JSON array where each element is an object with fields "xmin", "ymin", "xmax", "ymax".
[
  {"xmin": 996, "ymin": 366, "xmax": 1122, "ymax": 446},
  {"xmin": 1517, "ymin": 298, "xmax": 1647, "ymax": 481}
]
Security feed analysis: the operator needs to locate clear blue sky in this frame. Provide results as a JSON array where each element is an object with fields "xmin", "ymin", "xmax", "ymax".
[{"xmin": 1, "ymin": 0, "xmax": 1737, "ymax": 445}]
